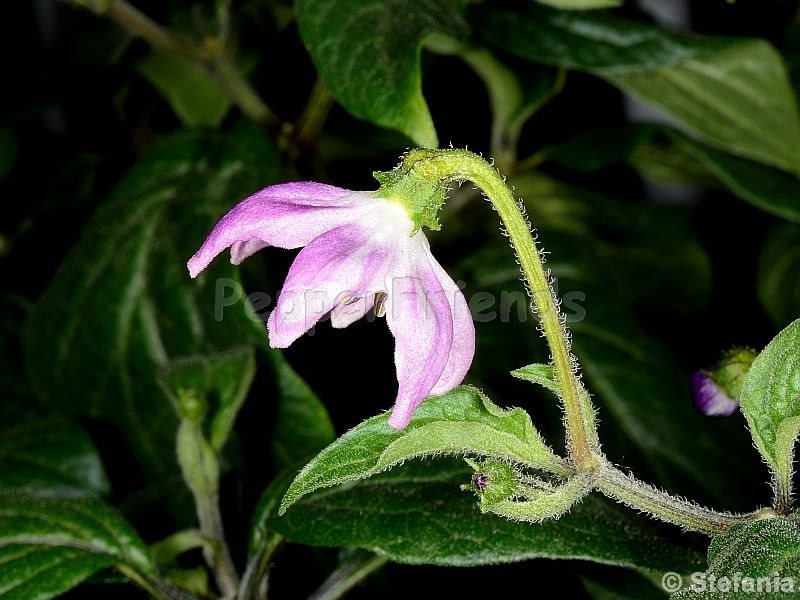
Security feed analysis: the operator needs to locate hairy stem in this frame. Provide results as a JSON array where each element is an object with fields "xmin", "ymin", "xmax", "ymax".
[
  {"xmin": 176, "ymin": 394, "xmax": 240, "ymax": 598},
  {"xmin": 596, "ymin": 462, "xmax": 761, "ymax": 535},
  {"xmin": 399, "ymin": 148, "xmax": 598, "ymax": 465},
  {"xmin": 195, "ymin": 490, "xmax": 240, "ymax": 598}
]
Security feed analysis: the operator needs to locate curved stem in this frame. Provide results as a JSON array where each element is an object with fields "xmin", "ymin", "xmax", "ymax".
[{"xmin": 398, "ymin": 148, "xmax": 598, "ymax": 466}]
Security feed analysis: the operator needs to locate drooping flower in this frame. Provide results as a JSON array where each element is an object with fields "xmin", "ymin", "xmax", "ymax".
[
  {"xmin": 691, "ymin": 347, "xmax": 756, "ymax": 417},
  {"xmin": 187, "ymin": 182, "xmax": 475, "ymax": 429}
]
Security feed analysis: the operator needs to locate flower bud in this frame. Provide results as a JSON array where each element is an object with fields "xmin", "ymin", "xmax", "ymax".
[
  {"xmin": 462, "ymin": 458, "xmax": 520, "ymax": 508},
  {"xmin": 691, "ymin": 347, "xmax": 756, "ymax": 416}
]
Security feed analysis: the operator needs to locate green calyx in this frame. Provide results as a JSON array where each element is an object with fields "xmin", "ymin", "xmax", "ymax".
[
  {"xmin": 711, "ymin": 347, "xmax": 757, "ymax": 400},
  {"xmin": 373, "ymin": 150, "xmax": 451, "ymax": 232}
]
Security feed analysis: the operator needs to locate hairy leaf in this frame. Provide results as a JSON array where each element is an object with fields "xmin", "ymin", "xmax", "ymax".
[
  {"xmin": 279, "ymin": 386, "xmax": 566, "ymax": 514},
  {"xmin": 740, "ymin": 319, "xmax": 800, "ymax": 500},
  {"xmin": 272, "ymin": 459, "xmax": 703, "ymax": 571}
]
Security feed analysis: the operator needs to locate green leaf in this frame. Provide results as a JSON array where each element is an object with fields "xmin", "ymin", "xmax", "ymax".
[
  {"xmin": 740, "ymin": 319, "xmax": 800, "ymax": 504},
  {"xmin": 267, "ymin": 349, "xmax": 335, "ymax": 470},
  {"xmin": 541, "ymin": 126, "xmax": 800, "ymax": 223},
  {"xmin": 671, "ymin": 135, "xmax": 800, "ymax": 224},
  {"xmin": 297, "ymin": 0, "xmax": 468, "ymax": 147},
  {"xmin": 271, "ymin": 459, "xmax": 703, "ymax": 571},
  {"xmin": 0, "ymin": 419, "xmax": 110, "ymax": 498},
  {"xmin": 673, "ymin": 517, "xmax": 800, "ymax": 599},
  {"xmin": 160, "ymin": 347, "xmax": 256, "ymax": 451},
  {"xmin": 511, "ymin": 363, "xmax": 559, "ymax": 394},
  {"xmin": 480, "ymin": 5, "xmax": 700, "ymax": 75},
  {"xmin": 279, "ymin": 386, "xmax": 567, "ymax": 514},
  {"xmin": 534, "ymin": 0, "xmax": 622, "ymax": 10},
  {"xmin": 23, "ymin": 124, "xmax": 280, "ymax": 477},
  {"xmin": 707, "ymin": 517, "xmax": 800, "ymax": 576},
  {"xmin": 136, "ymin": 52, "xmax": 233, "ymax": 128},
  {"xmin": 249, "ymin": 469, "xmax": 296, "ymax": 557},
  {"xmin": 482, "ymin": 6, "xmax": 800, "ymax": 172},
  {"xmin": 758, "ymin": 225, "xmax": 800, "ymax": 326},
  {"xmin": 0, "ymin": 494, "xmax": 154, "ymax": 600},
  {"xmin": 609, "ymin": 40, "xmax": 800, "ymax": 175}
]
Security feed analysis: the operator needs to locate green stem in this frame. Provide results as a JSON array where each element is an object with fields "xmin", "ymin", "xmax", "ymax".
[
  {"xmin": 308, "ymin": 552, "xmax": 387, "ymax": 600},
  {"xmin": 197, "ymin": 500, "xmax": 239, "ymax": 597},
  {"xmin": 72, "ymin": 0, "xmax": 201, "ymax": 57},
  {"xmin": 596, "ymin": 462, "xmax": 762, "ymax": 535},
  {"xmin": 211, "ymin": 55, "xmax": 279, "ymax": 127},
  {"xmin": 176, "ymin": 394, "xmax": 240, "ymax": 598},
  {"xmin": 70, "ymin": 0, "xmax": 279, "ymax": 128},
  {"xmin": 386, "ymin": 149, "xmax": 764, "ymax": 535},
  {"xmin": 237, "ymin": 534, "xmax": 283, "ymax": 600},
  {"xmin": 117, "ymin": 564, "xmax": 198, "ymax": 600},
  {"xmin": 293, "ymin": 79, "xmax": 335, "ymax": 150},
  {"xmin": 396, "ymin": 148, "xmax": 598, "ymax": 466}
]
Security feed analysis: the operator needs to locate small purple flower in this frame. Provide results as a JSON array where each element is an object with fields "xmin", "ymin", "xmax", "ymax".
[
  {"xmin": 473, "ymin": 472, "xmax": 490, "ymax": 492},
  {"xmin": 187, "ymin": 182, "xmax": 475, "ymax": 429},
  {"xmin": 691, "ymin": 370, "xmax": 739, "ymax": 417}
]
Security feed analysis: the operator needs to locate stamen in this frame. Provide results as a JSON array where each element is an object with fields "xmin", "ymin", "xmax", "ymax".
[
  {"xmin": 342, "ymin": 295, "xmax": 361, "ymax": 306},
  {"xmin": 373, "ymin": 292, "xmax": 387, "ymax": 317}
]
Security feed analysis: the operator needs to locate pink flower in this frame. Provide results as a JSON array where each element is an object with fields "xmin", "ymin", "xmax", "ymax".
[{"xmin": 187, "ymin": 182, "xmax": 475, "ymax": 428}]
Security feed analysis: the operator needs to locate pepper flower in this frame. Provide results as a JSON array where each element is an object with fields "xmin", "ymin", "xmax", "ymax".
[{"xmin": 187, "ymin": 182, "xmax": 475, "ymax": 428}]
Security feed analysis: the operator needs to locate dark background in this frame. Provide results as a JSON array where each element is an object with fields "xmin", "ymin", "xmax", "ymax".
[{"xmin": 3, "ymin": 0, "xmax": 799, "ymax": 597}]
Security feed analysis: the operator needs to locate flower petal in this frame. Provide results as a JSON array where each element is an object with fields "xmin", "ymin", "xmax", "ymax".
[
  {"xmin": 267, "ymin": 223, "xmax": 395, "ymax": 348},
  {"xmin": 691, "ymin": 370, "xmax": 739, "ymax": 416},
  {"xmin": 330, "ymin": 293, "xmax": 376, "ymax": 329},
  {"xmin": 187, "ymin": 183, "xmax": 374, "ymax": 278},
  {"xmin": 385, "ymin": 234, "xmax": 455, "ymax": 429},
  {"xmin": 427, "ymin": 251, "xmax": 475, "ymax": 396}
]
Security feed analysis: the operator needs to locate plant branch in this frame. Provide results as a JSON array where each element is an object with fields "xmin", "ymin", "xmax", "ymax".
[
  {"xmin": 293, "ymin": 79, "xmax": 335, "ymax": 150},
  {"xmin": 176, "ymin": 393, "xmax": 240, "ymax": 598},
  {"xmin": 69, "ymin": 0, "xmax": 279, "ymax": 128},
  {"xmin": 596, "ymin": 461, "xmax": 764, "ymax": 535}
]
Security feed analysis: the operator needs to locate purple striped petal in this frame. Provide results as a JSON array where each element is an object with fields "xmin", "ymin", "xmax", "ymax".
[
  {"xmin": 385, "ymin": 235, "xmax": 455, "ymax": 429},
  {"xmin": 691, "ymin": 370, "xmax": 739, "ymax": 416},
  {"xmin": 427, "ymin": 247, "xmax": 475, "ymax": 396},
  {"xmin": 267, "ymin": 223, "xmax": 395, "ymax": 348},
  {"xmin": 187, "ymin": 183, "xmax": 374, "ymax": 278}
]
